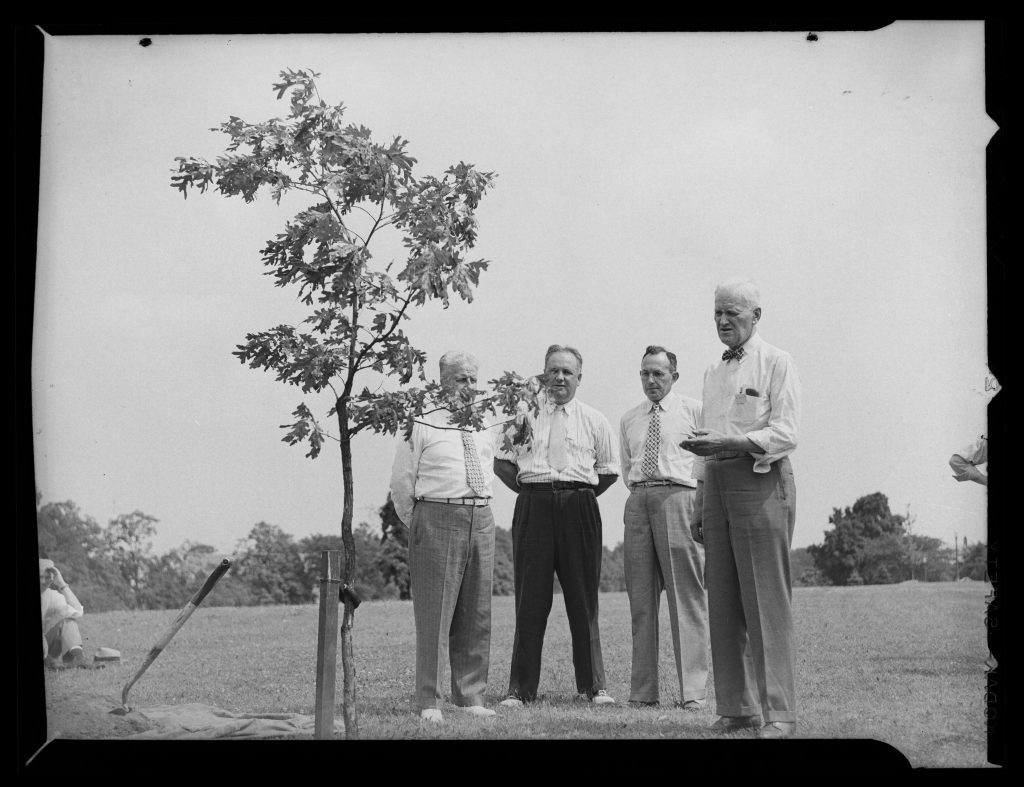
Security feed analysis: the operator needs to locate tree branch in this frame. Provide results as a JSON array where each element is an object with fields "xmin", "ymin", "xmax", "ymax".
[
  {"xmin": 360, "ymin": 164, "xmax": 390, "ymax": 249},
  {"xmin": 353, "ymin": 204, "xmax": 378, "ymax": 222},
  {"xmin": 317, "ymin": 184, "xmax": 365, "ymax": 246},
  {"xmin": 351, "ymin": 294, "xmax": 413, "ymax": 373},
  {"xmin": 412, "ymin": 416, "xmax": 518, "ymax": 433}
]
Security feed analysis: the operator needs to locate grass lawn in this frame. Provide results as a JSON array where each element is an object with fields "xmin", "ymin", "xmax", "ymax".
[{"xmin": 37, "ymin": 580, "xmax": 994, "ymax": 768}]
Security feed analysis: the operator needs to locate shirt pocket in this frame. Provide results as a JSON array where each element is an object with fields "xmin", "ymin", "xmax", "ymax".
[{"xmin": 731, "ymin": 385, "xmax": 765, "ymax": 430}]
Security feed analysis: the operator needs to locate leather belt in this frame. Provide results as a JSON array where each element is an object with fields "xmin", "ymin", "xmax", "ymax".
[
  {"xmin": 417, "ymin": 497, "xmax": 490, "ymax": 506},
  {"xmin": 706, "ymin": 450, "xmax": 744, "ymax": 461},
  {"xmin": 630, "ymin": 480, "xmax": 692, "ymax": 488},
  {"xmin": 520, "ymin": 481, "xmax": 593, "ymax": 491}
]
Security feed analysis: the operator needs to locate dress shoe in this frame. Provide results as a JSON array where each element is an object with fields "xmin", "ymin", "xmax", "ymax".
[
  {"xmin": 499, "ymin": 694, "xmax": 524, "ymax": 708},
  {"xmin": 758, "ymin": 721, "xmax": 797, "ymax": 739},
  {"xmin": 459, "ymin": 705, "xmax": 496, "ymax": 717},
  {"xmin": 709, "ymin": 714, "xmax": 762, "ymax": 731},
  {"xmin": 577, "ymin": 689, "xmax": 616, "ymax": 705},
  {"xmin": 420, "ymin": 708, "xmax": 443, "ymax": 723},
  {"xmin": 677, "ymin": 699, "xmax": 706, "ymax": 712}
]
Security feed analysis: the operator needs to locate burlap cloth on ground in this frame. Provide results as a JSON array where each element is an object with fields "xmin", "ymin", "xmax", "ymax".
[{"xmin": 126, "ymin": 702, "xmax": 345, "ymax": 739}]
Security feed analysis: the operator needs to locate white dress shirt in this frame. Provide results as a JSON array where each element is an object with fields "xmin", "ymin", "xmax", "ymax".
[
  {"xmin": 619, "ymin": 390, "xmax": 702, "ymax": 487},
  {"xmin": 694, "ymin": 333, "xmax": 801, "ymax": 479},
  {"xmin": 498, "ymin": 395, "xmax": 619, "ymax": 485},
  {"xmin": 389, "ymin": 410, "xmax": 497, "ymax": 526}
]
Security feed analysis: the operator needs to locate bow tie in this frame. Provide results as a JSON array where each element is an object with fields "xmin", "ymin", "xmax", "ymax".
[{"xmin": 722, "ymin": 346, "xmax": 745, "ymax": 363}]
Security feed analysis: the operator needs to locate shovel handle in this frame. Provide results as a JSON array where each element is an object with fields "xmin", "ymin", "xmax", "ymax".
[
  {"xmin": 118, "ymin": 559, "xmax": 232, "ymax": 710},
  {"xmin": 190, "ymin": 559, "xmax": 232, "ymax": 606}
]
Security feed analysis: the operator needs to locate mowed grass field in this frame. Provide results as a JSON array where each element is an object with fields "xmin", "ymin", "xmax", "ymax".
[{"xmin": 41, "ymin": 581, "xmax": 994, "ymax": 767}]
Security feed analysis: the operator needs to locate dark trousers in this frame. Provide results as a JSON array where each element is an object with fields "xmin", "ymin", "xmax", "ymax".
[{"xmin": 507, "ymin": 487, "xmax": 606, "ymax": 701}]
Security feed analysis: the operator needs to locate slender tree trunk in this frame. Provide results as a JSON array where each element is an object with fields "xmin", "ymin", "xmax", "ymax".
[{"xmin": 337, "ymin": 399, "xmax": 359, "ymax": 739}]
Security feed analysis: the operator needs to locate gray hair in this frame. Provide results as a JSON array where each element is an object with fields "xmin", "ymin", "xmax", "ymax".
[
  {"xmin": 439, "ymin": 350, "xmax": 479, "ymax": 378},
  {"xmin": 544, "ymin": 344, "xmax": 583, "ymax": 370},
  {"xmin": 714, "ymin": 277, "xmax": 761, "ymax": 310}
]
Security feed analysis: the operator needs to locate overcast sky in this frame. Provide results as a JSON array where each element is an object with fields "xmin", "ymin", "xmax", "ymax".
[{"xmin": 31, "ymin": 23, "xmax": 996, "ymax": 559}]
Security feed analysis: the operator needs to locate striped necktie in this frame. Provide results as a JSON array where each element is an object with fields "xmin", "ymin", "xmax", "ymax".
[
  {"xmin": 641, "ymin": 403, "xmax": 661, "ymax": 478},
  {"xmin": 547, "ymin": 406, "xmax": 568, "ymax": 472}
]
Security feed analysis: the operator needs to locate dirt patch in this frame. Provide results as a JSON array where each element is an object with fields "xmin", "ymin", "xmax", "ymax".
[{"xmin": 43, "ymin": 672, "xmax": 153, "ymax": 740}]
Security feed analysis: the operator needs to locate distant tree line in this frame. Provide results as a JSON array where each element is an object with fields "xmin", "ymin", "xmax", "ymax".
[
  {"xmin": 39, "ymin": 489, "xmax": 976, "ymax": 608},
  {"xmin": 36, "ymin": 494, "xmax": 629, "ymax": 612},
  {"xmin": 795, "ymin": 491, "xmax": 986, "ymax": 586}
]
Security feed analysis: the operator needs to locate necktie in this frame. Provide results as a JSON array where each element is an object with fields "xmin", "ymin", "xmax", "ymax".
[
  {"xmin": 547, "ymin": 406, "xmax": 568, "ymax": 472},
  {"xmin": 461, "ymin": 431, "xmax": 488, "ymax": 496},
  {"xmin": 722, "ymin": 346, "xmax": 745, "ymax": 363},
  {"xmin": 641, "ymin": 403, "xmax": 661, "ymax": 478}
]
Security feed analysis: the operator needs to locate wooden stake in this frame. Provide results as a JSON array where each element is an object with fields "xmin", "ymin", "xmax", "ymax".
[{"xmin": 314, "ymin": 550, "xmax": 342, "ymax": 740}]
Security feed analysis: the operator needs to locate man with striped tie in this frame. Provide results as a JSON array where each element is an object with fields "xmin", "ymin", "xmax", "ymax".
[
  {"xmin": 619, "ymin": 345, "xmax": 709, "ymax": 710},
  {"xmin": 389, "ymin": 350, "xmax": 498, "ymax": 723},
  {"xmin": 494, "ymin": 344, "xmax": 620, "ymax": 708}
]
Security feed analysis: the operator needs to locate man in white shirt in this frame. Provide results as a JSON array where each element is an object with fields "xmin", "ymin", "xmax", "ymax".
[
  {"xmin": 494, "ymin": 344, "xmax": 619, "ymax": 707},
  {"xmin": 681, "ymin": 277, "xmax": 801, "ymax": 739},
  {"xmin": 619, "ymin": 345, "xmax": 709, "ymax": 710},
  {"xmin": 950, "ymin": 435, "xmax": 988, "ymax": 486},
  {"xmin": 389, "ymin": 350, "xmax": 497, "ymax": 723},
  {"xmin": 40, "ymin": 558, "xmax": 100, "ymax": 670}
]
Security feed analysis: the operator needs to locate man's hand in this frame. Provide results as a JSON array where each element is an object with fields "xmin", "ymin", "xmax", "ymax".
[
  {"xmin": 679, "ymin": 429, "xmax": 732, "ymax": 457},
  {"xmin": 49, "ymin": 567, "xmax": 68, "ymax": 591},
  {"xmin": 691, "ymin": 483, "xmax": 704, "ymax": 544}
]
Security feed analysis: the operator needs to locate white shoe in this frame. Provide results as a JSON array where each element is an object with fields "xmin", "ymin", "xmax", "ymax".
[
  {"xmin": 459, "ymin": 705, "xmax": 497, "ymax": 717},
  {"xmin": 499, "ymin": 695, "xmax": 524, "ymax": 708},
  {"xmin": 588, "ymin": 690, "xmax": 616, "ymax": 705},
  {"xmin": 420, "ymin": 708, "xmax": 443, "ymax": 723}
]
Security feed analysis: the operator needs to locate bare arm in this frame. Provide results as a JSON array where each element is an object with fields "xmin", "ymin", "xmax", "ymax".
[{"xmin": 49, "ymin": 568, "xmax": 84, "ymax": 616}]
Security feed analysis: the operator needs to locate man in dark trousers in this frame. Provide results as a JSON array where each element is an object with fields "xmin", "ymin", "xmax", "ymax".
[{"xmin": 494, "ymin": 344, "xmax": 619, "ymax": 707}]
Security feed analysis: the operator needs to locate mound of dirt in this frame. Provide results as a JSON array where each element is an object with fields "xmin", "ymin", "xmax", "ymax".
[{"xmin": 45, "ymin": 690, "xmax": 153, "ymax": 740}]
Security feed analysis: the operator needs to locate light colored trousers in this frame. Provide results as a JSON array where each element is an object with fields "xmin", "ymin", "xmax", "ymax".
[
  {"xmin": 409, "ymin": 501, "xmax": 495, "ymax": 710},
  {"xmin": 44, "ymin": 619, "xmax": 83, "ymax": 660},
  {"xmin": 624, "ymin": 485, "xmax": 709, "ymax": 704},
  {"xmin": 703, "ymin": 455, "xmax": 796, "ymax": 723}
]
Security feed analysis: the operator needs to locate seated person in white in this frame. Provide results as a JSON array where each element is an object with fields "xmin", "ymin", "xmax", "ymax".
[
  {"xmin": 40, "ymin": 558, "xmax": 100, "ymax": 670},
  {"xmin": 949, "ymin": 435, "xmax": 988, "ymax": 486}
]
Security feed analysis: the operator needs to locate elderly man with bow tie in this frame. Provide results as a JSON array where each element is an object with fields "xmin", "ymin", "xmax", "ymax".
[
  {"xmin": 619, "ymin": 345, "xmax": 709, "ymax": 711},
  {"xmin": 493, "ymin": 344, "xmax": 620, "ymax": 708},
  {"xmin": 390, "ymin": 350, "xmax": 498, "ymax": 723},
  {"xmin": 680, "ymin": 277, "xmax": 802, "ymax": 739}
]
